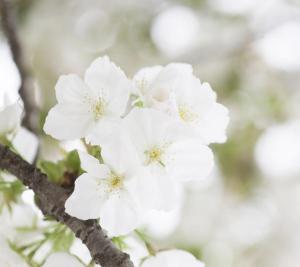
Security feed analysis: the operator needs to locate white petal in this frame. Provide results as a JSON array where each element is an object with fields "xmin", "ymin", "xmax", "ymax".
[
  {"xmin": 65, "ymin": 173, "xmax": 105, "ymax": 220},
  {"xmin": 0, "ymin": 100, "xmax": 22, "ymax": 134},
  {"xmin": 173, "ymin": 81, "xmax": 228, "ymax": 144},
  {"xmin": 151, "ymin": 91, "xmax": 178, "ymax": 117},
  {"xmin": 149, "ymin": 63, "xmax": 193, "ymax": 102},
  {"xmin": 127, "ymin": 169, "xmax": 158, "ymax": 211},
  {"xmin": 84, "ymin": 56, "xmax": 131, "ymax": 116},
  {"xmin": 128, "ymin": 171, "xmax": 180, "ymax": 212},
  {"xmin": 153, "ymin": 175, "xmax": 181, "ymax": 211},
  {"xmin": 199, "ymin": 82, "xmax": 217, "ymax": 102},
  {"xmin": 43, "ymin": 252, "xmax": 84, "ymax": 267},
  {"xmin": 121, "ymin": 108, "xmax": 153, "ymax": 152},
  {"xmin": 198, "ymin": 103, "xmax": 229, "ymax": 144},
  {"xmin": 173, "ymin": 79, "xmax": 214, "ymax": 109},
  {"xmin": 43, "ymin": 103, "xmax": 92, "ymax": 140},
  {"xmin": 168, "ymin": 139, "xmax": 214, "ymax": 181},
  {"xmin": 100, "ymin": 130, "xmax": 140, "ymax": 177},
  {"xmin": 85, "ymin": 117, "xmax": 122, "ymax": 146},
  {"xmin": 142, "ymin": 249, "xmax": 205, "ymax": 267},
  {"xmin": 141, "ymin": 206, "xmax": 182, "ymax": 239},
  {"xmin": 133, "ymin": 65, "xmax": 163, "ymax": 95},
  {"xmin": 12, "ymin": 127, "xmax": 38, "ymax": 163},
  {"xmin": 100, "ymin": 191, "xmax": 139, "ymax": 236},
  {"xmin": 123, "ymin": 108, "xmax": 184, "ymax": 150},
  {"xmin": 78, "ymin": 150, "xmax": 110, "ymax": 177},
  {"xmin": 133, "ymin": 66, "xmax": 163, "ymax": 86},
  {"xmin": 55, "ymin": 74, "xmax": 90, "ymax": 104}
]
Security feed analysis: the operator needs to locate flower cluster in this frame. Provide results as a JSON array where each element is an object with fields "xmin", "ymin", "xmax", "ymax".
[{"xmin": 44, "ymin": 56, "xmax": 229, "ymax": 237}]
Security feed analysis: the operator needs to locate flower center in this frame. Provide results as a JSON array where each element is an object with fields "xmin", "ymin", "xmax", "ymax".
[
  {"xmin": 107, "ymin": 172, "xmax": 123, "ymax": 192},
  {"xmin": 178, "ymin": 105, "xmax": 198, "ymax": 122},
  {"xmin": 145, "ymin": 146, "xmax": 165, "ymax": 167},
  {"xmin": 92, "ymin": 98, "xmax": 105, "ymax": 120},
  {"xmin": 84, "ymin": 93, "xmax": 107, "ymax": 121}
]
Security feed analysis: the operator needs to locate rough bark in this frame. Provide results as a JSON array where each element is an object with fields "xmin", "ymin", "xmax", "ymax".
[
  {"xmin": 0, "ymin": 144, "xmax": 135, "ymax": 267},
  {"xmin": 0, "ymin": 0, "xmax": 38, "ymax": 133}
]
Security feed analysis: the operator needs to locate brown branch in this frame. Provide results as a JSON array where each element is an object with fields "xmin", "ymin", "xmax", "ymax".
[
  {"xmin": 0, "ymin": 2, "xmax": 134, "ymax": 266},
  {"xmin": 0, "ymin": 0, "xmax": 38, "ymax": 133},
  {"xmin": 0, "ymin": 144, "xmax": 135, "ymax": 267}
]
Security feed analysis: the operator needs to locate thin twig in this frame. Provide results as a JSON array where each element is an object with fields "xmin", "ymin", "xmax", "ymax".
[
  {"xmin": 0, "ymin": 0, "xmax": 38, "ymax": 133},
  {"xmin": 0, "ymin": 144, "xmax": 135, "ymax": 267}
]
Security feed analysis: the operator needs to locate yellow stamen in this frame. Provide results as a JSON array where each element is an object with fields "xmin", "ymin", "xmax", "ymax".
[
  {"xmin": 178, "ymin": 105, "xmax": 198, "ymax": 122},
  {"xmin": 92, "ymin": 99, "xmax": 105, "ymax": 120},
  {"xmin": 107, "ymin": 173, "xmax": 123, "ymax": 192},
  {"xmin": 145, "ymin": 147, "xmax": 165, "ymax": 166}
]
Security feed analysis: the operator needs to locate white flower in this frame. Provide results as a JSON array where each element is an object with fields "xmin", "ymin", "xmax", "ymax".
[
  {"xmin": 123, "ymin": 108, "xmax": 213, "ymax": 181},
  {"xmin": 65, "ymin": 150, "xmax": 151, "ymax": 236},
  {"xmin": 0, "ymin": 92, "xmax": 23, "ymax": 135},
  {"xmin": 44, "ymin": 56, "xmax": 132, "ymax": 142},
  {"xmin": 101, "ymin": 108, "xmax": 214, "ymax": 210},
  {"xmin": 12, "ymin": 127, "xmax": 39, "ymax": 163},
  {"xmin": 43, "ymin": 252, "xmax": 84, "ymax": 267},
  {"xmin": 133, "ymin": 63, "xmax": 229, "ymax": 144},
  {"xmin": 0, "ymin": 203, "xmax": 37, "ymax": 244},
  {"xmin": 141, "ymin": 249, "xmax": 205, "ymax": 267},
  {"xmin": 0, "ymin": 235, "xmax": 29, "ymax": 267}
]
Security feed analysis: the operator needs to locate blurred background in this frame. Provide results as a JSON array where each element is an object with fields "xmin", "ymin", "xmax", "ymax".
[{"xmin": 1, "ymin": 0, "xmax": 300, "ymax": 266}]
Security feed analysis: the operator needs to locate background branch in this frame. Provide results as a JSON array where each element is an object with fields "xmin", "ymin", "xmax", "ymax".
[
  {"xmin": 0, "ymin": 0, "xmax": 38, "ymax": 133},
  {"xmin": 0, "ymin": 144, "xmax": 135, "ymax": 267}
]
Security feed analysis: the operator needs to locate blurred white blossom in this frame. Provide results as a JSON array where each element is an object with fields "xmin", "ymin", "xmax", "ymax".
[
  {"xmin": 141, "ymin": 249, "xmax": 205, "ymax": 267},
  {"xmin": 255, "ymin": 120, "xmax": 300, "ymax": 179},
  {"xmin": 0, "ymin": 42, "xmax": 21, "ymax": 94},
  {"xmin": 0, "ymin": 235, "xmax": 29, "ymax": 267},
  {"xmin": 255, "ymin": 21, "xmax": 300, "ymax": 71},
  {"xmin": 151, "ymin": 6, "xmax": 199, "ymax": 58},
  {"xmin": 43, "ymin": 252, "xmax": 84, "ymax": 267},
  {"xmin": 0, "ymin": 92, "xmax": 23, "ymax": 135},
  {"xmin": 210, "ymin": 0, "xmax": 261, "ymax": 15},
  {"xmin": 0, "ymin": 203, "xmax": 37, "ymax": 244}
]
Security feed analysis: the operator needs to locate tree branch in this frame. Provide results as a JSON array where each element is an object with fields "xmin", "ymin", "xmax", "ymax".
[
  {"xmin": 1, "ymin": 2, "xmax": 134, "ymax": 266},
  {"xmin": 0, "ymin": 0, "xmax": 38, "ymax": 133},
  {"xmin": 0, "ymin": 144, "xmax": 135, "ymax": 267}
]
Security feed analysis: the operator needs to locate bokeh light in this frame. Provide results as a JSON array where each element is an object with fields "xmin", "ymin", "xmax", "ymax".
[
  {"xmin": 255, "ymin": 121, "xmax": 300, "ymax": 179},
  {"xmin": 151, "ymin": 6, "xmax": 199, "ymax": 58}
]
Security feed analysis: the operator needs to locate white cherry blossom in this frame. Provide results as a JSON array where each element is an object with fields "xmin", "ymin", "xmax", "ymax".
[
  {"xmin": 44, "ymin": 56, "xmax": 132, "ymax": 142},
  {"xmin": 133, "ymin": 63, "xmax": 229, "ymax": 144},
  {"xmin": 0, "ymin": 203, "xmax": 37, "ymax": 245},
  {"xmin": 141, "ymin": 249, "xmax": 205, "ymax": 267},
  {"xmin": 43, "ymin": 252, "xmax": 84, "ymax": 267},
  {"xmin": 100, "ymin": 108, "xmax": 214, "ymax": 210},
  {"xmin": 40, "ymin": 56, "xmax": 229, "ymax": 259},
  {"xmin": 0, "ymin": 92, "xmax": 23, "ymax": 135},
  {"xmin": 121, "ymin": 108, "xmax": 213, "ymax": 181},
  {"xmin": 65, "ymin": 150, "xmax": 151, "ymax": 236}
]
